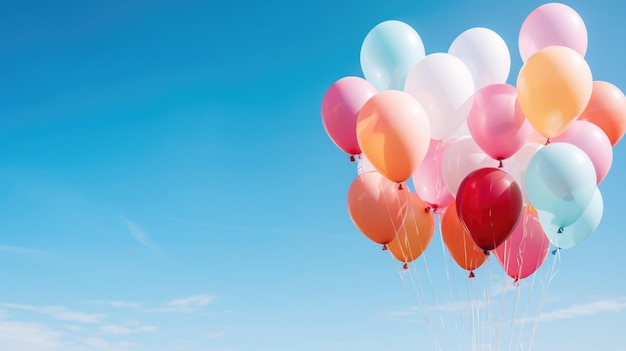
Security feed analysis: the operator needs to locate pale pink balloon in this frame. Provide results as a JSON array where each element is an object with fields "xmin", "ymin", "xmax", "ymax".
[
  {"xmin": 411, "ymin": 139, "xmax": 455, "ymax": 210},
  {"xmin": 519, "ymin": 3, "xmax": 588, "ymax": 62},
  {"xmin": 321, "ymin": 76, "xmax": 377, "ymax": 155},
  {"xmin": 494, "ymin": 207, "xmax": 550, "ymax": 280},
  {"xmin": 552, "ymin": 120, "xmax": 613, "ymax": 184},
  {"xmin": 442, "ymin": 136, "xmax": 499, "ymax": 196},
  {"xmin": 467, "ymin": 84, "xmax": 533, "ymax": 161}
]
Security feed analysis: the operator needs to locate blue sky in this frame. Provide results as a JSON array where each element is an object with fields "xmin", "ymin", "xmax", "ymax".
[{"xmin": 1, "ymin": 0, "xmax": 626, "ymax": 350}]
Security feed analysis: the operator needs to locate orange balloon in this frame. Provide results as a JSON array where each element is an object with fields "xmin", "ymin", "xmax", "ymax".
[
  {"xmin": 356, "ymin": 90, "xmax": 431, "ymax": 183},
  {"xmin": 441, "ymin": 202, "xmax": 486, "ymax": 272},
  {"xmin": 517, "ymin": 46, "xmax": 593, "ymax": 139},
  {"xmin": 347, "ymin": 172, "xmax": 409, "ymax": 245},
  {"xmin": 388, "ymin": 193, "xmax": 435, "ymax": 263},
  {"xmin": 578, "ymin": 81, "xmax": 626, "ymax": 146}
]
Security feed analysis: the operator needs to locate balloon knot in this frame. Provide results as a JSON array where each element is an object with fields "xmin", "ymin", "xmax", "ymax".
[
  {"xmin": 402, "ymin": 263, "xmax": 409, "ymax": 270},
  {"xmin": 498, "ymin": 159, "xmax": 503, "ymax": 168},
  {"xmin": 545, "ymin": 138, "xmax": 551, "ymax": 146},
  {"xmin": 483, "ymin": 249, "xmax": 490, "ymax": 256},
  {"xmin": 349, "ymin": 155, "xmax": 356, "ymax": 162},
  {"xmin": 398, "ymin": 183, "xmax": 403, "ymax": 190},
  {"xmin": 382, "ymin": 244, "xmax": 388, "ymax": 251},
  {"xmin": 552, "ymin": 247, "xmax": 560, "ymax": 255},
  {"xmin": 469, "ymin": 271, "xmax": 475, "ymax": 278},
  {"xmin": 513, "ymin": 278, "xmax": 520, "ymax": 287},
  {"xmin": 557, "ymin": 227, "xmax": 564, "ymax": 234},
  {"xmin": 425, "ymin": 206, "xmax": 431, "ymax": 213}
]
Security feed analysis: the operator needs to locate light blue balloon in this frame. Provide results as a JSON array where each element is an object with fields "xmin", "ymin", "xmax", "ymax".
[
  {"xmin": 538, "ymin": 187, "xmax": 603, "ymax": 249},
  {"xmin": 525, "ymin": 142, "xmax": 596, "ymax": 227},
  {"xmin": 360, "ymin": 20, "xmax": 425, "ymax": 91}
]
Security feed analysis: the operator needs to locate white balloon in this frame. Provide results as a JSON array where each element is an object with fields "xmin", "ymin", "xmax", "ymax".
[
  {"xmin": 404, "ymin": 53, "xmax": 475, "ymax": 140},
  {"xmin": 357, "ymin": 154, "xmax": 377, "ymax": 175},
  {"xmin": 503, "ymin": 142, "xmax": 543, "ymax": 205},
  {"xmin": 442, "ymin": 136, "xmax": 499, "ymax": 196},
  {"xmin": 449, "ymin": 27, "xmax": 511, "ymax": 91}
]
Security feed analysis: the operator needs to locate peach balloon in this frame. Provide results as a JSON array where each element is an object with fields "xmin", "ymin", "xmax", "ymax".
[
  {"xmin": 517, "ymin": 46, "xmax": 593, "ymax": 139},
  {"xmin": 388, "ymin": 193, "xmax": 435, "ymax": 263},
  {"xmin": 357, "ymin": 90, "xmax": 431, "ymax": 183},
  {"xmin": 347, "ymin": 172, "xmax": 409, "ymax": 245},
  {"xmin": 578, "ymin": 81, "xmax": 626, "ymax": 146}
]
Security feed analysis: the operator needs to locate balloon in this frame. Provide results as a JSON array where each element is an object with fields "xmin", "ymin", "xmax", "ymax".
[
  {"xmin": 516, "ymin": 46, "xmax": 593, "ymax": 139},
  {"xmin": 404, "ymin": 53, "xmax": 475, "ymax": 140},
  {"xmin": 357, "ymin": 90, "xmax": 431, "ymax": 183},
  {"xmin": 519, "ymin": 3, "xmax": 587, "ymax": 62},
  {"xmin": 494, "ymin": 207, "xmax": 550, "ymax": 280},
  {"xmin": 388, "ymin": 193, "xmax": 435, "ymax": 263},
  {"xmin": 442, "ymin": 136, "xmax": 499, "ymax": 196},
  {"xmin": 360, "ymin": 20, "xmax": 425, "ymax": 91},
  {"xmin": 502, "ymin": 142, "xmax": 542, "ymax": 205},
  {"xmin": 448, "ymin": 27, "xmax": 511, "ymax": 90},
  {"xmin": 552, "ymin": 120, "xmax": 613, "ymax": 184},
  {"xmin": 441, "ymin": 202, "xmax": 487, "ymax": 272},
  {"xmin": 467, "ymin": 84, "xmax": 533, "ymax": 161},
  {"xmin": 411, "ymin": 139, "xmax": 455, "ymax": 210},
  {"xmin": 347, "ymin": 172, "xmax": 409, "ymax": 245},
  {"xmin": 538, "ymin": 187, "xmax": 603, "ymax": 249},
  {"xmin": 578, "ymin": 81, "xmax": 626, "ymax": 146},
  {"xmin": 525, "ymin": 143, "xmax": 596, "ymax": 227},
  {"xmin": 321, "ymin": 77, "xmax": 378, "ymax": 155},
  {"xmin": 456, "ymin": 168, "xmax": 523, "ymax": 251}
]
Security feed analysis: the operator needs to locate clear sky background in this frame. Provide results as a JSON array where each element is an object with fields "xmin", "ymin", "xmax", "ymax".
[{"xmin": 1, "ymin": 0, "xmax": 626, "ymax": 350}]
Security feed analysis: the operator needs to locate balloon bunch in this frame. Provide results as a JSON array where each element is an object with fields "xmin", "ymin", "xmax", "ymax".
[{"xmin": 321, "ymin": 3, "xmax": 626, "ymax": 281}]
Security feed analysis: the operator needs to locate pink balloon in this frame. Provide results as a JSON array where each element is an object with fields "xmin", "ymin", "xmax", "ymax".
[
  {"xmin": 552, "ymin": 120, "xmax": 613, "ymax": 184},
  {"xmin": 442, "ymin": 136, "xmax": 499, "ymax": 196},
  {"xmin": 494, "ymin": 207, "xmax": 550, "ymax": 280},
  {"xmin": 519, "ymin": 3, "xmax": 588, "ymax": 62},
  {"xmin": 467, "ymin": 84, "xmax": 533, "ymax": 161},
  {"xmin": 321, "ymin": 76, "xmax": 377, "ymax": 155},
  {"xmin": 411, "ymin": 139, "xmax": 455, "ymax": 210}
]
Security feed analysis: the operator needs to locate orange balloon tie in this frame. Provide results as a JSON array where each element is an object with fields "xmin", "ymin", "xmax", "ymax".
[
  {"xmin": 398, "ymin": 183, "xmax": 403, "ymax": 190},
  {"xmin": 382, "ymin": 244, "xmax": 388, "ymax": 251},
  {"xmin": 403, "ymin": 263, "xmax": 409, "ymax": 270},
  {"xmin": 469, "ymin": 271, "xmax": 475, "ymax": 278}
]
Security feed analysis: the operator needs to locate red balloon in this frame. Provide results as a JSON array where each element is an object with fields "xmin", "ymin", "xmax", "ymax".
[{"xmin": 456, "ymin": 168, "xmax": 523, "ymax": 251}]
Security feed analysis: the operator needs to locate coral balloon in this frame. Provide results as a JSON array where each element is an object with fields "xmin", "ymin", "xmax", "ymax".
[
  {"xmin": 517, "ymin": 46, "xmax": 593, "ymax": 139},
  {"xmin": 552, "ymin": 120, "xmax": 613, "ymax": 184},
  {"xmin": 467, "ymin": 84, "xmax": 533, "ymax": 161},
  {"xmin": 360, "ymin": 20, "xmax": 425, "ymax": 91},
  {"xmin": 357, "ymin": 90, "xmax": 431, "ymax": 183},
  {"xmin": 347, "ymin": 172, "xmax": 409, "ymax": 245},
  {"xmin": 578, "ymin": 81, "xmax": 626, "ymax": 146},
  {"xmin": 456, "ymin": 168, "xmax": 523, "ymax": 251},
  {"xmin": 519, "ymin": 3, "xmax": 587, "ymax": 62},
  {"xmin": 441, "ymin": 202, "xmax": 487, "ymax": 273},
  {"xmin": 411, "ymin": 139, "xmax": 455, "ymax": 210},
  {"xmin": 494, "ymin": 207, "xmax": 550, "ymax": 281},
  {"xmin": 321, "ymin": 76, "xmax": 378, "ymax": 155},
  {"xmin": 388, "ymin": 193, "xmax": 435, "ymax": 264}
]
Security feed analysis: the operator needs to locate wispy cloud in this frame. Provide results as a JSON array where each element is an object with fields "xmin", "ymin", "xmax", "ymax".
[
  {"xmin": 519, "ymin": 298, "xmax": 626, "ymax": 323},
  {"xmin": 154, "ymin": 295, "xmax": 216, "ymax": 313},
  {"xmin": 90, "ymin": 300, "xmax": 143, "ymax": 310},
  {"xmin": 0, "ymin": 303, "xmax": 102, "ymax": 324},
  {"xmin": 99, "ymin": 323, "xmax": 156, "ymax": 335},
  {"xmin": 0, "ymin": 319, "xmax": 66, "ymax": 351},
  {"xmin": 0, "ymin": 244, "xmax": 46, "ymax": 256},
  {"xmin": 120, "ymin": 216, "xmax": 161, "ymax": 253}
]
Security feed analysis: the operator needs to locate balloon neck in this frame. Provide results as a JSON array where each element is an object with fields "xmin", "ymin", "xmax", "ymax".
[
  {"xmin": 552, "ymin": 247, "xmax": 561, "ymax": 255},
  {"xmin": 398, "ymin": 183, "xmax": 403, "ymax": 190},
  {"xmin": 402, "ymin": 263, "xmax": 409, "ymax": 270},
  {"xmin": 557, "ymin": 227, "xmax": 564, "ymax": 234},
  {"xmin": 469, "ymin": 271, "xmax": 475, "ymax": 278},
  {"xmin": 545, "ymin": 138, "xmax": 551, "ymax": 145},
  {"xmin": 349, "ymin": 155, "xmax": 356, "ymax": 162},
  {"xmin": 425, "ymin": 206, "xmax": 432, "ymax": 213},
  {"xmin": 498, "ymin": 159, "xmax": 503, "ymax": 168},
  {"xmin": 513, "ymin": 278, "xmax": 520, "ymax": 287},
  {"xmin": 382, "ymin": 244, "xmax": 388, "ymax": 251},
  {"xmin": 483, "ymin": 249, "xmax": 490, "ymax": 256}
]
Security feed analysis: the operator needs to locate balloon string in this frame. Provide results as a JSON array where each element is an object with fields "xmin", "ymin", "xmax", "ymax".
[{"xmin": 437, "ymin": 214, "xmax": 463, "ymax": 350}]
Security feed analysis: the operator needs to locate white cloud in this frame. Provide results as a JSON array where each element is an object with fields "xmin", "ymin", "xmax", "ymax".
[
  {"xmin": 99, "ymin": 323, "xmax": 156, "ymax": 335},
  {"xmin": 0, "ymin": 319, "xmax": 66, "ymax": 351},
  {"xmin": 90, "ymin": 300, "xmax": 143, "ymax": 310},
  {"xmin": 0, "ymin": 303, "xmax": 102, "ymax": 323},
  {"xmin": 519, "ymin": 297, "xmax": 626, "ymax": 323},
  {"xmin": 155, "ymin": 295, "xmax": 216, "ymax": 313},
  {"xmin": 121, "ymin": 216, "xmax": 161, "ymax": 253},
  {"xmin": 0, "ymin": 244, "xmax": 45, "ymax": 256}
]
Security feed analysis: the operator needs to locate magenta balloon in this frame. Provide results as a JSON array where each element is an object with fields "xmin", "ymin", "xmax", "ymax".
[
  {"xmin": 321, "ymin": 76, "xmax": 377, "ymax": 155},
  {"xmin": 467, "ymin": 84, "xmax": 532, "ymax": 161},
  {"xmin": 519, "ymin": 3, "xmax": 588, "ymax": 62},
  {"xmin": 411, "ymin": 139, "xmax": 455, "ymax": 210},
  {"xmin": 552, "ymin": 120, "xmax": 613, "ymax": 184},
  {"xmin": 494, "ymin": 207, "xmax": 550, "ymax": 280}
]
